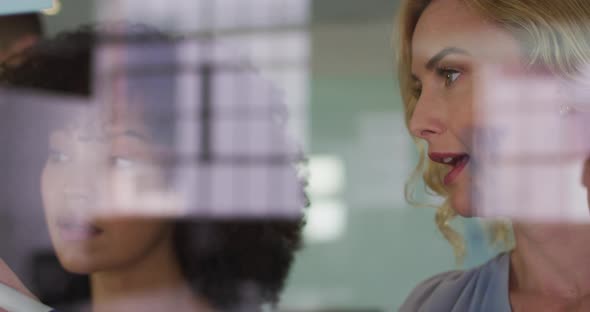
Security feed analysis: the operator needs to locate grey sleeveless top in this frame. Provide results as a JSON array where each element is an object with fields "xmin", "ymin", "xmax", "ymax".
[{"xmin": 399, "ymin": 253, "xmax": 512, "ymax": 312}]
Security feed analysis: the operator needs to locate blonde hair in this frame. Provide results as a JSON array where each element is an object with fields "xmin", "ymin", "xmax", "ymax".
[{"xmin": 396, "ymin": 0, "xmax": 590, "ymax": 261}]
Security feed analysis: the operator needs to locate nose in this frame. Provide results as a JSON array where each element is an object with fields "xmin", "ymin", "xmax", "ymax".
[
  {"xmin": 408, "ymin": 93, "xmax": 446, "ymax": 141},
  {"xmin": 62, "ymin": 165, "xmax": 93, "ymax": 200},
  {"xmin": 60, "ymin": 159, "xmax": 100, "ymax": 218},
  {"xmin": 61, "ymin": 150, "xmax": 100, "ymax": 200}
]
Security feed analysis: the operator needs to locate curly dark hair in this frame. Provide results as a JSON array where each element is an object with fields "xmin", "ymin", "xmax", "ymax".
[{"xmin": 0, "ymin": 25, "xmax": 307, "ymax": 312}]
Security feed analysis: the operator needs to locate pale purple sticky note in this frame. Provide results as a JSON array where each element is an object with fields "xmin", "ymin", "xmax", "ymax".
[{"xmin": 473, "ymin": 65, "xmax": 590, "ymax": 222}]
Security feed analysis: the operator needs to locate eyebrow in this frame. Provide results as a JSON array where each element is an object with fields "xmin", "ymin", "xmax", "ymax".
[
  {"xmin": 425, "ymin": 47, "xmax": 470, "ymax": 71},
  {"xmin": 411, "ymin": 47, "xmax": 471, "ymax": 82}
]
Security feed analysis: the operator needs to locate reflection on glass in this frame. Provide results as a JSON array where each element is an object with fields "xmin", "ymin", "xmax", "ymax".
[{"xmin": 0, "ymin": 24, "xmax": 307, "ymax": 312}]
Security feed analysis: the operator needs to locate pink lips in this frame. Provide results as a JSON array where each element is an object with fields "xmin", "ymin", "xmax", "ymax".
[
  {"xmin": 428, "ymin": 153, "xmax": 470, "ymax": 186},
  {"xmin": 56, "ymin": 219, "xmax": 103, "ymax": 242}
]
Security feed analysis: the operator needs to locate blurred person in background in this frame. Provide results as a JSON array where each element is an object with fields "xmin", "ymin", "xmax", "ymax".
[
  {"xmin": 0, "ymin": 25, "xmax": 306, "ymax": 312},
  {"xmin": 396, "ymin": 0, "xmax": 590, "ymax": 311},
  {"xmin": 0, "ymin": 13, "xmax": 43, "ymax": 65}
]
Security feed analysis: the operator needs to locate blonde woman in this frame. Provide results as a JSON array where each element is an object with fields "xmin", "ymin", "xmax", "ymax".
[{"xmin": 397, "ymin": 0, "xmax": 590, "ymax": 311}]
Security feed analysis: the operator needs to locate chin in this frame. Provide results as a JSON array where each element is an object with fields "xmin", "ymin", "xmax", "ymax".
[
  {"xmin": 48, "ymin": 239, "xmax": 98, "ymax": 274},
  {"xmin": 446, "ymin": 166, "xmax": 476, "ymax": 217},
  {"xmin": 449, "ymin": 181, "xmax": 473, "ymax": 217},
  {"xmin": 451, "ymin": 194, "xmax": 472, "ymax": 217},
  {"xmin": 61, "ymin": 264, "xmax": 95, "ymax": 275},
  {"xmin": 56, "ymin": 252, "xmax": 101, "ymax": 275}
]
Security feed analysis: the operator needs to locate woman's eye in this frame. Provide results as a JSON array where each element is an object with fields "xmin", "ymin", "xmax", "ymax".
[
  {"xmin": 48, "ymin": 149, "xmax": 70, "ymax": 163},
  {"xmin": 437, "ymin": 68, "xmax": 462, "ymax": 87},
  {"xmin": 110, "ymin": 156, "xmax": 136, "ymax": 169}
]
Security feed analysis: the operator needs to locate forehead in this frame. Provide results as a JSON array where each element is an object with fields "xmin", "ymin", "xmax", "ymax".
[
  {"xmin": 412, "ymin": 0, "xmax": 523, "ymax": 66},
  {"xmin": 58, "ymin": 104, "xmax": 147, "ymax": 138}
]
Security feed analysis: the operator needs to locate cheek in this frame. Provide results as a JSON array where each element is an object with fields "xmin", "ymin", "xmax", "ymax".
[
  {"xmin": 41, "ymin": 165, "xmax": 59, "ymax": 217},
  {"xmin": 98, "ymin": 219, "xmax": 172, "ymax": 264},
  {"xmin": 41, "ymin": 166, "xmax": 49, "ymax": 203},
  {"xmin": 56, "ymin": 220, "xmax": 172, "ymax": 274},
  {"xmin": 448, "ymin": 86, "xmax": 475, "ymax": 142}
]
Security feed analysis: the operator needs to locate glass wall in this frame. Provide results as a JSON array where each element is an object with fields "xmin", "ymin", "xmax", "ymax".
[{"xmin": 0, "ymin": 1, "xmax": 501, "ymax": 311}]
